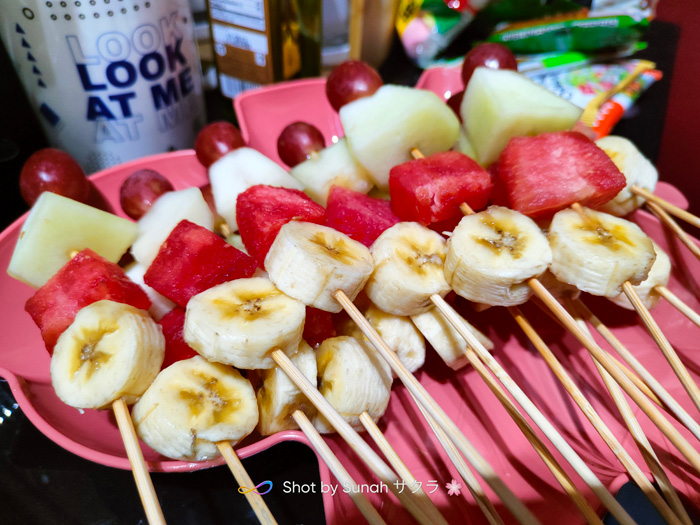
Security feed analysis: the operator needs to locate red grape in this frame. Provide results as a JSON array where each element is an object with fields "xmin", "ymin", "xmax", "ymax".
[
  {"xmin": 461, "ymin": 43, "xmax": 517, "ymax": 87},
  {"xmin": 277, "ymin": 122, "xmax": 326, "ymax": 167},
  {"xmin": 326, "ymin": 60, "xmax": 383, "ymax": 112},
  {"xmin": 119, "ymin": 169, "xmax": 174, "ymax": 220},
  {"xmin": 446, "ymin": 90, "xmax": 465, "ymax": 121},
  {"xmin": 20, "ymin": 148, "xmax": 90, "ymax": 206},
  {"xmin": 194, "ymin": 121, "xmax": 245, "ymax": 168}
]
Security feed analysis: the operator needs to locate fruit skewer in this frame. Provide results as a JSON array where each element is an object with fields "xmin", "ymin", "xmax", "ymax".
[{"xmin": 644, "ymin": 199, "xmax": 700, "ymax": 264}]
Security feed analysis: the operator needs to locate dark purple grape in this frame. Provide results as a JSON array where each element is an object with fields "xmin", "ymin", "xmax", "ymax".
[
  {"xmin": 20, "ymin": 148, "xmax": 90, "ymax": 206},
  {"xmin": 195, "ymin": 121, "xmax": 245, "ymax": 168},
  {"xmin": 119, "ymin": 169, "xmax": 174, "ymax": 220},
  {"xmin": 461, "ymin": 43, "xmax": 517, "ymax": 87},
  {"xmin": 277, "ymin": 122, "xmax": 326, "ymax": 167},
  {"xmin": 326, "ymin": 60, "xmax": 383, "ymax": 112}
]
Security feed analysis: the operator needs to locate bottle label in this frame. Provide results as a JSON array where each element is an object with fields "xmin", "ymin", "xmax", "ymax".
[{"xmin": 0, "ymin": 0, "xmax": 206, "ymax": 172}]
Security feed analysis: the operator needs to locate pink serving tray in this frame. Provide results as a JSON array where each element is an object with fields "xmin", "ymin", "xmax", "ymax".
[{"xmin": 0, "ymin": 70, "xmax": 699, "ymax": 524}]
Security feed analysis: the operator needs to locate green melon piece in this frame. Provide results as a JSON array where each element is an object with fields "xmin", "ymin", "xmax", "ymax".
[
  {"xmin": 340, "ymin": 85, "xmax": 460, "ymax": 191},
  {"xmin": 461, "ymin": 67, "xmax": 583, "ymax": 166},
  {"xmin": 8, "ymin": 192, "xmax": 138, "ymax": 288}
]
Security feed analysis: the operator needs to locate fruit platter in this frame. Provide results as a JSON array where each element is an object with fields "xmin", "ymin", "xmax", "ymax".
[{"xmin": 3, "ymin": 47, "xmax": 700, "ymax": 525}]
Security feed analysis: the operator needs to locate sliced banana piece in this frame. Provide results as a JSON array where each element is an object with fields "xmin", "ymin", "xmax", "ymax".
[
  {"xmin": 336, "ymin": 303, "xmax": 426, "ymax": 376},
  {"xmin": 549, "ymin": 207, "xmax": 656, "ymax": 297},
  {"xmin": 444, "ymin": 206, "xmax": 552, "ymax": 306},
  {"xmin": 51, "ymin": 300, "xmax": 165, "ymax": 409},
  {"xmin": 265, "ymin": 221, "xmax": 374, "ymax": 313},
  {"xmin": 184, "ymin": 277, "xmax": 305, "ymax": 369},
  {"xmin": 609, "ymin": 240, "xmax": 670, "ymax": 310},
  {"xmin": 257, "ymin": 340, "xmax": 317, "ymax": 435},
  {"xmin": 596, "ymin": 135, "xmax": 658, "ymax": 217},
  {"xmin": 132, "ymin": 356, "xmax": 258, "ymax": 461},
  {"xmin": 313, "ymin": 336, "xmax": 392, "ymax": 434},
  {"xmin": 365, "ymin": 222, "xmax": 451, "ymax": 316},
  {"xmin": 538, "ymin": 269, "xmax": 581, "ymax": 301},
  {"xmin": 411, "ymin": 308, "xmax": 493, "ymax": 370}
]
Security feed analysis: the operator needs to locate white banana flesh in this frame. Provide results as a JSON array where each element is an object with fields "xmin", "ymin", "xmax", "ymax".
[
  {"xmin": 596, "ymin": 135, "xmax": 658, "ymax": 217},
  {"xmin": 609, "ymin": 240, "xmax": 670, "ymax": 310},
  {"xmin": 50, "ymin": 300, "xmax": 165, "ymax": 409},
  {"xmin": 538, "ymin": 270, "xmax": 581, "ymax": 301},
  {"xmin": 124, "ymin": 262, "xmax": 176, "ymax": 321},
  {"xmin": 444, "ymin": 206, "xmax": 552, "ymax": 306},
  {"xmin": 132, "ymin": 356, "xmax": 259, "ymax": 461},
  {"xmin": 549, "ymin": 207, "xmax": 656, "ymax": 297},
  {"xmin": 411, "ymin": 308, "xmax": 494, "ymax": 371},
  {"xmin": 257, "ymin": 340, "xmax": 317, "ymax": 435},
  {"xmin": 184, "ymin": 277, "xmax": 305, "ymax": 369},
  {"xmin": 365, "ymin": 222, "xmax": 451, "ymax": 316},
  {"xmin": 265, "ymin": 221, "xmax": 374, "ymax": 313},
  {"xmin": 336, "ymin": 303, "xmax": 426, "ymax": 376},
  {"xmin": 313, "ymin": 336, "xmax": 392, "ymax": 434}
]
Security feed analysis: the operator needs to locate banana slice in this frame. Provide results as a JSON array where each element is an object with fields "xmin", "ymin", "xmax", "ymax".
[
  {"xmin": 257, "ymin": 340, "xmax": 317, "ymax": 435},
  {"xmin": 50, "ymin": 300, "xmax": 165, "ymax": 409},
  {"xmin": 444, "ymin": 206, "xmax": 552, "ymax": 306},
  {"xmin": 336, "ymin": 303, "xmax": 426, "ymax": 375},
  {"xmin": 265, "ymin": 221, "xmax": 374, "ymax": 313},
  {"xmin": 411, "ymin": 308, "xmax": 493, "ymax": 370},
  {"xmin": 609, "ymin": 240, "xmax": 670, "ymax": 310},
  {"xmin": 132, "ymin": 356, "xmax": 258, "ymax": 461},
  {"xmin": 538, "ymin": 269, "xmax": 581, "ymax": 301},
  {"xmin": 313, "ymin": 336, "xmax": 393, "ymax": 434},
  {"xmin": 365, "ymin": 222, "xmax": 451, "ymax": 316},
  {"xmin": 184, "ymin": 277, "xmax": 305, "ymax": 369},
  {"xmin": 549, "ymin": 207, "xmax": 656, "ymax": 297},
  {"xmin": 596, "ymin": 136, "xmax": 658, "ymax": 217}
]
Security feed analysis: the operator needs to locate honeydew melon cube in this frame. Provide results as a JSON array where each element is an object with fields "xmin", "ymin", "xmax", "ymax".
[
  {"xmin": 453, "ymin": 128, "xmax": 477, "ymax": 160},
  {"xmin": 209, "ymin": 147, "xmax": 303, "ymax": 231},
  {"xmin": 130, "ymin": 187, "xmax": 214, "ymax": 267},
  {"xmin": 290, "ymin": 138, "xmax": 373, "ymax": 206},
  {"xmin": 461, "ymin": 67, "xmax": 583, "ymax": 166},
  {"xmin": 7, "ymin": 192, "xmax": 137, "ymax": 288},
  {"xmin": 340, "ymin": 85, "xmax": 460, "ymax": 191}
]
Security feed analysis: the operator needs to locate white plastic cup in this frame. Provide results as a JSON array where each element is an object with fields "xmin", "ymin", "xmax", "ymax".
[{"xmin": 0, "ymin": 0, "xmax": 206, "ymax": 173}]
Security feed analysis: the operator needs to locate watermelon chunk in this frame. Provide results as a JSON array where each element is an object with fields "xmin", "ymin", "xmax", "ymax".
[
  {"xmin": 492, "ymin": 131, "xmax": 626, "ymax": 219},
  {"xmin": 144, "ymin": 220, "xmax": 256, "ymax": 307},
  {"xmin": 326, "ymin": 186, "xmax": 401, "ymax": 247},
  {"xmin": 303, "ymin": 306, "xmax": 337, "ymax": 348},
  {"xmin": 25, "ymin": 249, "xmax": 151, "ymax": 354},
  {"xmin": 389, "ymin": 151, "xmax": 492, "ymax": 226},
  {"xmin": 236, "ymin": 185, "xmax": 327, "ymax": 268},
  {"xmin": 158, "ymin": 308, "xmax": 198, "ymax": 369}
]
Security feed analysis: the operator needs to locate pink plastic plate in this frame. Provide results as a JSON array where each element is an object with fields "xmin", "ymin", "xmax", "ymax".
[{"xmin": 1, "ymin": 71, "xmax": 699, "ymax": 524}]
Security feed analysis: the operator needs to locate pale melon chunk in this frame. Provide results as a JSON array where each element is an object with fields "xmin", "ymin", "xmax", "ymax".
[
  {"xmin": 125, "ymin": 262, "xmax": 176, "ymax": 321},
  {"xmin": 290, "ymin": 138, "xmax": 373, "ymax": 206},
  {"xmin": 131, "ymin": 187, "xmax": 214, "ymax": 267},
  {"xmin": 461, "ymin": 67, "xmax": 583, "ymax": 166},
  {"xmin": 209, "ymin": 147, "xmax": 303, "ymax": 231},
  {"xmin": 340, "ymin": 85, "xmax": 460, "ymax": 191},
  {"xmin": 453, "ymin": 128, "xmax": 477, "ymax": 160},
  {"xmin": 8, "ymin": 192, "xmax": 137, "ymax": 288}
]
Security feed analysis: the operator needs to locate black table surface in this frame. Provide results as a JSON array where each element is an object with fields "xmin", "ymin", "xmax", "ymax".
[{"xmin": 0, "ymin": 19, "xmax": 690, "ymax": 525}]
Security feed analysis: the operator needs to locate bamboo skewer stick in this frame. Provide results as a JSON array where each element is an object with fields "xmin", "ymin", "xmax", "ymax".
[
  {"xmin": 530, "ymin": 279, "xmax": 700, "ymax": 473},
  {"xmin": 112, "ymin": 398, "xmax": 166, "ymax": 525},
  {"xmin": 565, "ymin": 300, "xmax": 692, "ymax": 525},
  {"xmin": 292, "ymin": 410, "xmax": 387, "ymax": 525},
  {"xmin": 622, "ymin": 281, "xmax": 700, "ymax": 414},
  {"xmin": 411, "ymin": 394, "xmax": 505, "ymax": 525},
  {"xmin": 632, "ymin": 185, "xmax": 700, "ymax": 231},
  {"xmin": 271, "ymin": 350, "xmax": 449, "ymax": 525},
  {"xmin": 656, "ymin": 285, "xmax": 700, "ymax": 329},
  {"xmin": 574, "ymin": 299, "xmax": 700, "ymax": 442},
  {"xmin": 510, "ymin": 304, "xmax": 685, "ymax": 525},
  {"xmin": 333, "ymin": 291, "xmax": 541, "ymax": 525},
  {"xmin": 217, "ymin": 442, "xmax": 278, "ymax": 525},
  {"xmin": 359, "ymin": 413, "xmax": 446, "ymax": 518},
  {"xmin": 645, "ymin": 200, "xmax": 700, "ymax": 261},
  {"xmin": 430, "ymin": 295, "xmax": 635, "ymax": 525}
]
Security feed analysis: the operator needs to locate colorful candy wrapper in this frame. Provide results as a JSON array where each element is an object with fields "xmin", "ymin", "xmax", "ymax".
[{"xmin": 534, "ymin": 60, "xmax": 662, "ymax": 139}]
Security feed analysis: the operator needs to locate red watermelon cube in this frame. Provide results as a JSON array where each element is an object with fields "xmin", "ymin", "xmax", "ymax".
[
  {"xmin": 144, "ymin": 220, "xmax": 256, "ymax": 307},
  {"xmin": 25, "ymin": 249, "xmax": 151, "ymax": 354},
  {"xmin": 326, "ymin": 186, "xmax": 401, "ymax": 247},
  {"xmin": 492, "ymin": 131, "xmax": 626, "ymax": 219},
  {"xmin": 236, "ymin": 185, "xmax": 326, "ymax": 268},
  {"xmin": 158, "ymin": 307, "xmax": 198, "ymax": 369},
  {"xmin": 303, "ymin": 306, "xmax": 337, "ymax": 348},
  {"xmin": 389, "ymin": 151, "xmax": 492, "ymax": 226}
]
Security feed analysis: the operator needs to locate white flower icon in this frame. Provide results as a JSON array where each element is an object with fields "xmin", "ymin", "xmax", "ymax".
[{"xmin": 445, "ymin": 478, "xmax": 462, "ymax": 496}]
